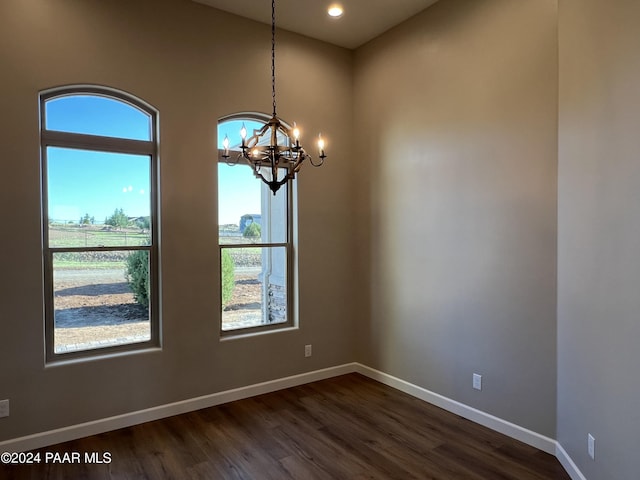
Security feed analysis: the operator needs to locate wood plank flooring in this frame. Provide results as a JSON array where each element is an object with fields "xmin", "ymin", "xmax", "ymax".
[{"xmin": 1, "ymin": 374, "xmax": 570, "ymax": 479}]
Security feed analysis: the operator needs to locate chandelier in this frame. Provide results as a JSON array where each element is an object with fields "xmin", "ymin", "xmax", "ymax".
[{"xmin": 221, "ymin": 0, "xmax": 326, "ymax": 195}]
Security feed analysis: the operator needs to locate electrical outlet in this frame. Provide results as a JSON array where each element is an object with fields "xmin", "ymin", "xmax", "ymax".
[
  {"xmin": 304, "ymin": 345, "xmax": 312, "ymax": 357},
  {"xmin": 588, "ymin": 433, "xmax": 595, "ymax": 460},
  {"xmin": 0, "ymin": 399, "xmax": 9, "ymax": 418},
  {"xmin": 473, "ymin": 373, "xmax": 482, "ymax": 391}
]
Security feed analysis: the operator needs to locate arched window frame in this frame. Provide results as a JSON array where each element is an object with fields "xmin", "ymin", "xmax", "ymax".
[
  {"xmin": 217, "ymin": 112, "xmax": 297, "ymax": 336},
  {"xmin": 40, "ymin": 85, "xmax": 160, "ymax": 362}
]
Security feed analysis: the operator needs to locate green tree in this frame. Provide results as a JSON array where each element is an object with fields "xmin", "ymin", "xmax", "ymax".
[
  {"xmin": 80, "ymin": 213, "xmax": 92, "ymax": 225},
  {"xmin": 105, "ymin": 208, "xmax": 129, "ymax": 229},
  {"xmin": 125, "ymin": 250, "xmax": 149, "ymax": 307},
  {"xmin": 243, "ymin": 222, "xmax": 261, "ymax": 239},
  {"xmin": 221, "ymin": 250, "xmax": 235, "ymax": 308}
]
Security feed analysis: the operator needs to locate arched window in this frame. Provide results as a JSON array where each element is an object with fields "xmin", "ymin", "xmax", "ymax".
[
  {"xmin": 218, "ymin": 113, "xmax": 296, "ymax": 334},
  {"xmin": 40, "ymin": 86, "xmax": 159, "ymax": 361}
]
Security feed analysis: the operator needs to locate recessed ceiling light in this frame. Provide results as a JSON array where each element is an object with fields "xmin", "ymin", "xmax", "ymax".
[{"xmin": 328, "ymin": 4, "xmax": 344, "ymax": 18}]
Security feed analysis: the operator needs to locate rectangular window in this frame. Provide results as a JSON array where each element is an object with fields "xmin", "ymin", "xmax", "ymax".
[
  {"xmin": 218, "ymin": 158, "xmax": 294, "ymax": 334},
  {"xmin": 220, "ymin": 245, "xmax": 288, "ymax": 331},
  {"xmin": 51, "ymin": 251, "xmax": 151, "ymax": 353}
]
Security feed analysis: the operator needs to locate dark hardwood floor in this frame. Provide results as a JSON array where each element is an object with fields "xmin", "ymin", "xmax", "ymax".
[{"xmin": 1, "ymin": 373, "xmax": 570, "ymax": 479}]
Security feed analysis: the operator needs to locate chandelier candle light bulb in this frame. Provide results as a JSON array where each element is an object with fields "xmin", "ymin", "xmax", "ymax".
[
  {"xmin": 318, "ymin": 134, "xmax": 325, "ymax": 156},
  {"xmin": 240, "ymin": 124, "xmax": 247, "ymax": 144},
  {"xmin": 222, "ymin": 135, "xmax": 230, "ymax": 157},
  {"xmin": 293, "ymin": 122, "xmax": 300, "ymax": 145}
]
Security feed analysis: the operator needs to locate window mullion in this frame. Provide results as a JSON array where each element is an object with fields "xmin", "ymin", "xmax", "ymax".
[
  {"xmin": 42, "ymin": 130, "xmax": 155, "ymax": 156},
  {"xmin": 220, "ymin": 242, "xmax": 287, "ymax": 249},
  {"xmin": 48, "ymin": 245, "xmax": 151, "ymax": 254}
]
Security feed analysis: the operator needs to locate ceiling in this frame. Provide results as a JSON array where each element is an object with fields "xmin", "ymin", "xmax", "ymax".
[{"xmin": 193, "ymin": 0, "xmax": 440, "ymax": 49}]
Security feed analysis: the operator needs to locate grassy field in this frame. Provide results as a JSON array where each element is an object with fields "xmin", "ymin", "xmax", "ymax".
[
  {"xmin": 49, "ymin": 224, "xmax": 148, "ymax": 248},
  {"xmin": 48, "ymin": 225, "xmax": 261, "ymax": 268},
  {"xmin": 53, "ymin": 260, "xmax": 127, "ymax": 269},
  {"xmin": 49, "ymin": 225, "xmax": 146, "ymax": 269}
]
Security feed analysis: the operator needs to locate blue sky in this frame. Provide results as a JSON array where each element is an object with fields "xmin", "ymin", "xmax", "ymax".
[
  {"xmin": 47, "ymin": 147, "xmax": 151, "ymax": 222},
  {"xmin": 218, "ymin": 163, "xmax": 261, "ymax": 225},
  {"xmin": 46, "ymin": 95, "xmax": 263, "ymax": 225},
  {"xmin": 46, "ymin": 95, "xmax": 151, "ymax": 141},
  {"xmin": 217, "ymin": 119, "xmax": 264, "ymax": 225},
  {"xmin": 46, "ymin": 96, "xmax": 151, "ymax": 223}
]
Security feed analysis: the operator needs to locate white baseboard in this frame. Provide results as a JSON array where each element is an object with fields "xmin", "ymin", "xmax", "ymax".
[
  {"xmin": 354, "ymin": 365, "xmax": 587, "ymax": 478},
  {"xmin": 0, "ymin": 361, "xmax": 584, "ymax": 480},
  {"xmin": 354, "ymin": 363, "xmax": 557, "ymax": 455},
  {"xmin": 556, "ymin": 442, "xmax": 588, "ymax": 480},
  {"xmin": 0, "ymin": 363, "xmax": 356, "ymax": 453}
]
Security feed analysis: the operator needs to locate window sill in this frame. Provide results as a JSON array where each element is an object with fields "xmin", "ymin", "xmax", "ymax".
[
  {"xmin": 45, "ymin": 346, "xmax": 162, "ymax": 368},
  {"xmin": 220, "ymin": 325, "xmax": 298, "ymax": 342}
]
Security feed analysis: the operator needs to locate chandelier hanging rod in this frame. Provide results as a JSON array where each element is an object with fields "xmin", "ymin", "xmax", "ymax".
[{"xmin": 271, "ymin": 0, "xmax": 277, "ymax": 117}]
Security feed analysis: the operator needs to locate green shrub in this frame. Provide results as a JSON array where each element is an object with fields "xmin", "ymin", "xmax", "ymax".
[
  {"xmin": 243, "ymin": 222, "xmax": 261, "ymax": 239},
  {"xmin": 126, "ymin": 250, "xmax": 149, "ymax": 307},
  {"xmin": 221, "ymin": 249, "xmax": 235, "ymax": 308}
]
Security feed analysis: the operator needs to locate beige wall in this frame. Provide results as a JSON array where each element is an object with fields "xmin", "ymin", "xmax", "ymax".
[
  {"xmin": 5, "ymin": 1, "xmax": 639, "ymax": 476},
  {"xmin": 558, "ymin": 0, "xmax": 640, "ymax": 478},
  {"xmin": 0, "ymin": 0, "xmax": 356, "ymax": 441},
  {"xmin": 354, "ymin": 0, "xmax": 559, "ymax": 436}
]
